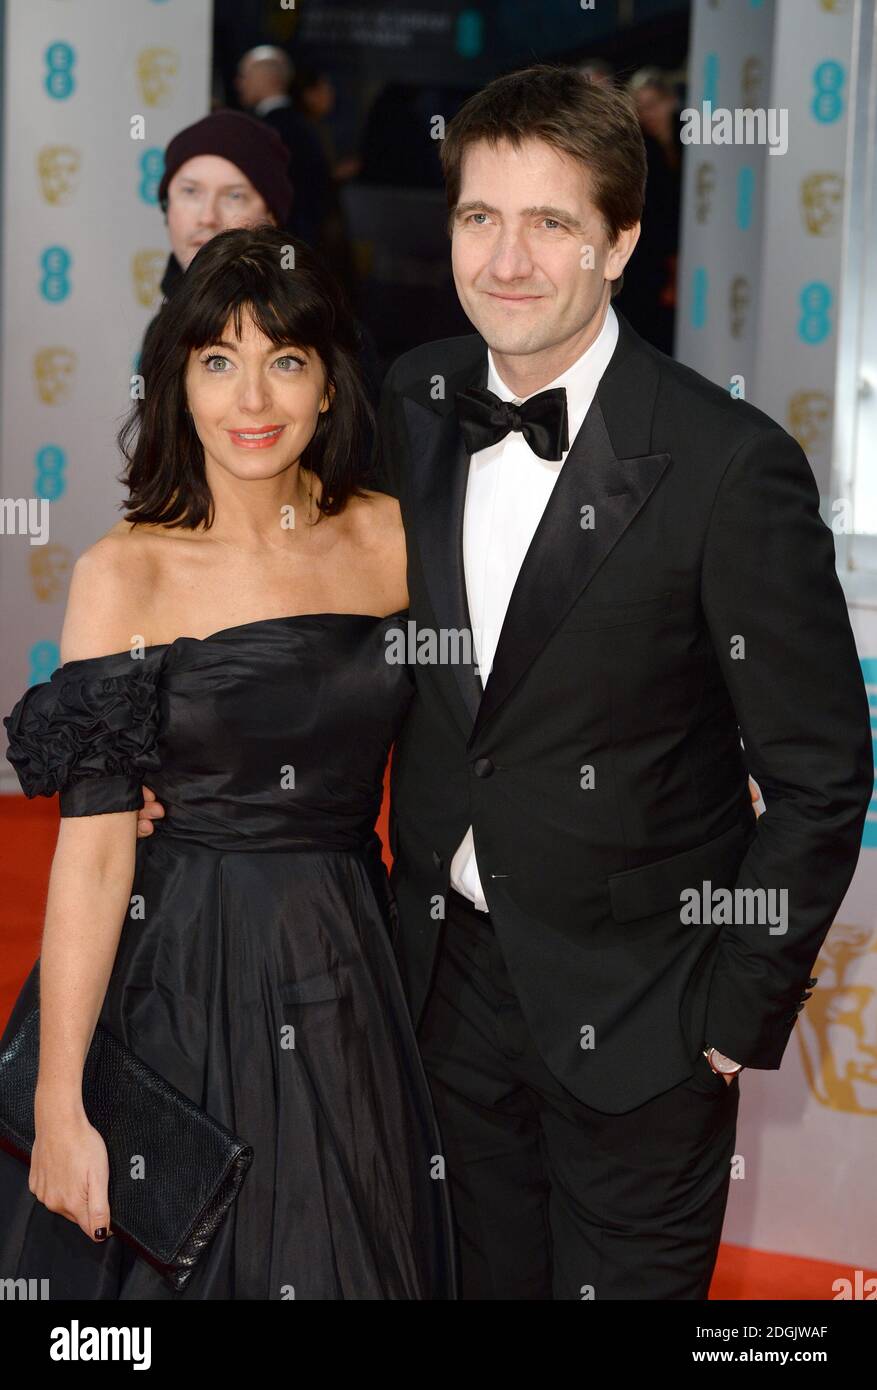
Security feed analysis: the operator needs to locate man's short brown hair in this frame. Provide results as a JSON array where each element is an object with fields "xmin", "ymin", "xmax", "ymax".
[{"xmin": 439, "ymin": 64, "xmax": 647, "ymax": 299}]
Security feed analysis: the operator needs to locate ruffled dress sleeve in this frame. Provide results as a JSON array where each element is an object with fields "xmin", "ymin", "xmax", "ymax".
[{"xmin": 2, "ymin": 649, "xmax": 163, "ymax": 817}]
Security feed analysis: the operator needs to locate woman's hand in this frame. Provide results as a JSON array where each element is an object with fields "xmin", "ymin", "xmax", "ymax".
[{"xmin": 29, "ymin": 1103, "xmax": 113, "ymax": 1243}]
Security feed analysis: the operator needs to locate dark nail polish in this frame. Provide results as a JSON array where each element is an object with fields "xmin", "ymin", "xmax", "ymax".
[{"xmin": 94, "ymin": 1227, "xmax": 108, "ymax": 1240}]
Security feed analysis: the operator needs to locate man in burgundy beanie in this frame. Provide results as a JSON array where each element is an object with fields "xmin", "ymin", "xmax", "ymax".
[{"xmin": 156, "ymin": 109, "xmax": 294, "ymax": 298}]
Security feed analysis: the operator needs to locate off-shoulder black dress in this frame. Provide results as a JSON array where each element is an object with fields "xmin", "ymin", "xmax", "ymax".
[{"xmin": 0, "ymin": 612, "xmax": 457, "ymax": 1299}]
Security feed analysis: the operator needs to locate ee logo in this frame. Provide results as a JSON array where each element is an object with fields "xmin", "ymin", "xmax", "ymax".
[
  {"xmin": 29, "ymin": 641, "xmax": 60, "ymax": 687},
  {"xmin": 139, "ymin": 149, "xmax": 164, "ymax": 204},
  {"xmin": 44, "ymin": 42, "xmax": 76, "ymax": 100},
  {"xmin": 40, "ymin": 247, "xmax": 71, "ymax": 302},
  {"xmin": 811, "ymin": 61, "xmax": 845, "ymax": 124},
  {"xmin": 35, "ymin": 445, "xmax": 68, "ymax": 501}
]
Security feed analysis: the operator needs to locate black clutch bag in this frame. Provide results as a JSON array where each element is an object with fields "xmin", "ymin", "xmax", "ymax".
[{"xmin": 0, "ymin": 1005, "xmax": 254, "ymax": 1292}]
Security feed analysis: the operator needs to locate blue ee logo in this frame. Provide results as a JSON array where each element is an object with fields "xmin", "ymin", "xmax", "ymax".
[
  {"xmin": 40, "ymin": 247, "xmax": 71, "ymax": 302},
  {"xmin": 28, "ymin": 641, "xmax": 61, "ymax": 688},
  {"xmin": 456, "ymin": 10, "xmax": 483, "ymax": 58},
  {"xmin": 736, "ymin": 167, "xmax": 754, "ymax": 231},
  {"xmin": 811, "ymin": 61, "xmax": 845, "ymax": 124},
  {"xmin": 44, "ymin": 42, "xmax": 76, "ymax": 100},
  {"xmin": 35, "ymin": 445, "xmax": 68, "ymax": 501},
  {"xmin": 690, "ymin": 267, "xmax": 708, "ymax": 330},
  {"xmin": 797, "ymin": 282, "xmax": 832, "ymax": 344},
  {"xmin": 139, "ymin": 149, "xmax": 164, "ymax": 205}
]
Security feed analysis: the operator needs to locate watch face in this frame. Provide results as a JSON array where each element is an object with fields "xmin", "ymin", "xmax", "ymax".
[
  {"xmin": 705, "ymin": 1050, "xmax": 740, "ymax": 1076},
  {"xmin": 685, "ymin": 1052, "xmax": 731, "ymax": 1095}
]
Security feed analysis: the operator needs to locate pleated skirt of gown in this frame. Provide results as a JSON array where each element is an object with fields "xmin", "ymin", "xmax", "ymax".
[{"xmin": 0, "ymin": 834, "xmax": 458, "ymax": 1300}]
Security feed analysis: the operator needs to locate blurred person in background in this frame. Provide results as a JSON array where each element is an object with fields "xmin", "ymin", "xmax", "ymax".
[
  {"xmin": 577, "ymin": 57, "xmax": 616, "ymax": 88},
  {"xmin": 615, "ymin": 66, "xmax": 683, "ymax": 354},
  {"xmin": 288, "ymin": 62, "xmax": 358, "ymax": 300},
  {"xmin": 291, "ymin": 64, "xmax": 360, "ymax": 183},
  {"xmin": 357, "ymin": 82, "xmax": 447, "ymax": 188},
  {"xmin": 156, "ymin": 109, "xmax": 293, "ymax": 301},
  {"xmin": 235, "ymin": 44, "xmax": 331, "ymax": 250}
]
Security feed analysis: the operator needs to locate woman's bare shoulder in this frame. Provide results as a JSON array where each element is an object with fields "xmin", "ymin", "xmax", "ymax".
[
  {"xmin": 61, "ymin": 523, "xmax": 162, "ymax": 662},
  {"xmin": 99, "ymin": 516, "xmax": 179, "ymax": 549},
  {"xmin": 72, "ymin": 521, "xmax": 162, "ymax": 583}
]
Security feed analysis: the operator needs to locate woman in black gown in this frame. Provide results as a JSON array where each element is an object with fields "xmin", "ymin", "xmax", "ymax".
[{"xmin": 0, "ymin": 227, "xmax": 456, "ymax": 1299}]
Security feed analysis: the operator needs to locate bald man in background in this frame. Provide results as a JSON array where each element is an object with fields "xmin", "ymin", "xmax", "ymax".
[{"xmin": 236, "ymin": 44, "xmax": 331, "ymax": 249}]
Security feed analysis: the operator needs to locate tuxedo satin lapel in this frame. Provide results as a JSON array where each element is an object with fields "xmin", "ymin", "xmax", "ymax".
[
  {"xmin": 404, "ymin": 389, "xmax": 484, "ymax": 732},
  {"xmin": 468, "ymin": 394, "xmax": 671, "ymax": 747}
]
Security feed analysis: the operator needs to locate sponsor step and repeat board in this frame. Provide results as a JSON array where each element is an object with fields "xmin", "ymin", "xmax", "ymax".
[{"xmin": 0, "ymin": 0, "xmax": 211, "ymax": 724}]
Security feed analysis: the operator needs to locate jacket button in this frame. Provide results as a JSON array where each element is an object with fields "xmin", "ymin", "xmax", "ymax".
[
  {"xmin": 432, "ymin": 850, "xmax": 443, "ymax": 870},
  {"xmin": 473, "ymin": 757, "xmax": 494, "ymax": 778},
  {"xmin": 807, "ymin": 977, "xmax": 818, "ymax": 988}
]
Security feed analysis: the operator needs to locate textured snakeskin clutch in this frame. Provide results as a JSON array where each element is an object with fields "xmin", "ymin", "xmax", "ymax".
[{"xmin": 0, "ymin": 1006, "xmax": 253, "ymax": 1291}]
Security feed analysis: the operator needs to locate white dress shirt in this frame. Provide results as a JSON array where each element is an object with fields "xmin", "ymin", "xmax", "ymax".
[
  {"xmin": 253, "ymin": 94, "xmax": 292, "ymax": 117},
  {"xmin": 449, "ymin": 300, "xmax": 620, "ymax": 910}
]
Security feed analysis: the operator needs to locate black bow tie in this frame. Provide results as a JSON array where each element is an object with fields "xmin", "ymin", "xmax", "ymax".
[{"xmin": 455, "ymin": 385, "xmax": 569, "ymax": 461}]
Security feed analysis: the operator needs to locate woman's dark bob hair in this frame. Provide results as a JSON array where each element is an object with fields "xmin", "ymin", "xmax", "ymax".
[{"xmin": 118, "ymin": 224, "xmax": 373, "ymax": 528}]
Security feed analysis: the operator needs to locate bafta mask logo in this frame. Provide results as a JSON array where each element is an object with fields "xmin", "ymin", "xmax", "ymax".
[
  {"xmin": 740, "ymin": 57, "xmax": 763, "ymax": 107},
  {"xmin": 34, "ymin": 347, "xmax": 76, "ymax": 404},
  {"xmin": 788, "ymin": 391, "xmax": 832, "ymax": 455},
  {"xmin": 728, "ymin": 277, "xmax": 750, "ymax": 338},
  {"xmin": 131, "ymin": 250, "xmax": 166, "ymax": 308},
  {"xmin": 30, "ymin": 543, "xmax": 72, "ymax": 602},
  {"xmin": 801, "ymin": 173, "xmax": 844, "ymax": 236},
  {"xmin": 695, "ymin": 163, "xmax": 716, "ymax": 223},
  {"xmin": 799, "ymin": 926, "xmax": 877, "ymax": 1114},
  {"xmin": 136, "ymin": 47, "xmax": 179, "ymax": 107},
  {"xmin": 819, "ymin": 0, "xmax": 850, "ymax": 12},
  {"xmin": 37, "ymin": 146, "xmax": 81, "ymax": 205}
]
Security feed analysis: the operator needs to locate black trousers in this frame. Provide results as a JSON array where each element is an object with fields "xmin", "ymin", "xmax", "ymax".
[{"xmin": 416, "ymin": 887, "xmax": 740, "ymax": 1300}]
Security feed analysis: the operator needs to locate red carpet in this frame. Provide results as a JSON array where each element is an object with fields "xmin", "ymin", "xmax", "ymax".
[{"xmin": 1, "ymin": 789, "xmax": 868, "ymax": 1300}]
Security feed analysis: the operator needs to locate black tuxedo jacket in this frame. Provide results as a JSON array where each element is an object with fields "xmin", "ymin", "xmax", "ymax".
[{"xmin": 372, "ymin": 307, "xmax": 873, "ymax": 1113}]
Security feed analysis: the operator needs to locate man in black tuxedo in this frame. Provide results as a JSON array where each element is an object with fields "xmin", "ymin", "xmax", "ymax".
[{"xmin": 370, "ymin": 66, "xmax": 873, "ymax": 1298}]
